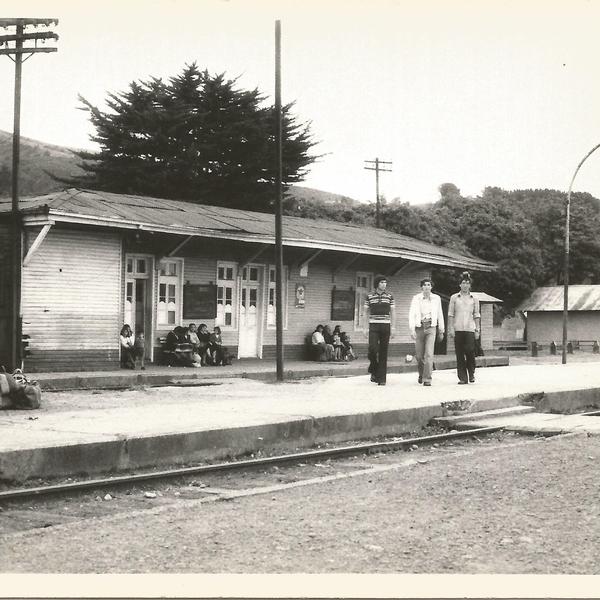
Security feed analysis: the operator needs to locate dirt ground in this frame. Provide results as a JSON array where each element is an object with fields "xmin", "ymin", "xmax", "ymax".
[{"xmin": 1, "ymin": 431, "xmax": 599, "ymax": 574}]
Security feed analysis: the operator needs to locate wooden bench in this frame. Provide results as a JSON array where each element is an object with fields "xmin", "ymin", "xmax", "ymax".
[
  {"xmin": 305, "ymin": 334, "xmax": 320, "ymax": 361},
  {"xmin": 157, "ymin": 336, "xmax": 178, "ymax": 366}
]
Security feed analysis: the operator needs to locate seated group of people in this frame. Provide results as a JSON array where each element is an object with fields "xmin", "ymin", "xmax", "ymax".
[
  {"xmin": 164, "ymin": 323, "xmax": 232, "ymax": 367},
  {"xmin": 311, "ymin": 324, "xmax": 356, "ymax": 362},
  {"xmin": 119, "ymin": 323, "xmax": 232, "ymax": 369}
]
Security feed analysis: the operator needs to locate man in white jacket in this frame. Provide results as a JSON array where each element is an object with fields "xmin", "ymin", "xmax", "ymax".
[{"xmin": 408, "ymin": 278, "xmax": 445, "ymax": 386}]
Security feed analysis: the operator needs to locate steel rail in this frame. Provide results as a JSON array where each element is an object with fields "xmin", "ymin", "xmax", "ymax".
[
  {"xmin": 579, "ymin": 409, "xmax": 600, "ymax": 416},
  {"xmin": 0, "ymin": 426, "xmax": 503, "ymax": 502}
]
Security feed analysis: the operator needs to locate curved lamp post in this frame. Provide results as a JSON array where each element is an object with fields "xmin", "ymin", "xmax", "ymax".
[{"xmin": 562, "ymin": 142, "xmax": 600, "ymax": 364}]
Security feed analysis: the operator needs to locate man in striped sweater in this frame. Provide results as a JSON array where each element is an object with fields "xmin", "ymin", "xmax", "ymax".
[{"xmin": 364, "ymin": 275, "xmax": 395, "ymax": 385}]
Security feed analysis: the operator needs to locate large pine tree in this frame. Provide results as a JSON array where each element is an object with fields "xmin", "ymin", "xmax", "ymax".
[{"xmin": 69, "ymin": 64, "xmax": 317, "ymax": 211}]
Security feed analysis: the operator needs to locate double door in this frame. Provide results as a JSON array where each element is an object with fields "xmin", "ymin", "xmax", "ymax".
[
  {"xmin": 237, "ymin": 265, "xmax": 262, "ymax": 358},
  {"xmin": 124, "ymin": 254, "xmax": 153, "ymax": 360}
]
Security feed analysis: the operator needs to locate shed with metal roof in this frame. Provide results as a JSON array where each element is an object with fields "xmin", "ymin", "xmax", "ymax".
[{"xmin": 518, "ymin": 285, "xmax": 600, "ymax": 346}]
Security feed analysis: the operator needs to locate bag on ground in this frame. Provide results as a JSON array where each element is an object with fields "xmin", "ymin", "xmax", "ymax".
[{"xmin": 0, "ymin": 369, "xmax": 42, "ymax": 410}]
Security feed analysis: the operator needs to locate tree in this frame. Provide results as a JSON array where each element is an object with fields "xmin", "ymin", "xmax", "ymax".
[{"xmin": 67, "ymin": 64, "xmax": 318, "ymax": 212}]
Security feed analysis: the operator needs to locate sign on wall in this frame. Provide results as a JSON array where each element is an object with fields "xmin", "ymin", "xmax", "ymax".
[
  {"xmin": 295, "ymin": 283, "xmax": 306, "ymax": 308},
  {"xmin": 183, "ymin": 283, "xmax": 217, "ymax": 319},
  {"xmin": 331, "ymin": 286, "xmax": 355, "ymax": 321}
]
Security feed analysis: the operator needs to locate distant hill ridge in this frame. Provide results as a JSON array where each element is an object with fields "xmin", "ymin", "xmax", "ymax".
[
  {"xmin": 0, "ymin": 129, "xmax": 85, "ymax": 197},
  {"xmin": 0, "ymin": 130, "xmax": 362, "ymax": 207}
]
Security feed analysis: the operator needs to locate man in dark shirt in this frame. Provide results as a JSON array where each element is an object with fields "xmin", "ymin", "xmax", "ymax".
[{"xmin": 364, "ymin": 275, "xmax": 395, "ymax": 385}]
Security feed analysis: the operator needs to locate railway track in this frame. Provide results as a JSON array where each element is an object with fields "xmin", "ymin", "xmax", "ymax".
[{"xmin": 0, "ymin": 425, "xmax": 503, "ymax": 502}]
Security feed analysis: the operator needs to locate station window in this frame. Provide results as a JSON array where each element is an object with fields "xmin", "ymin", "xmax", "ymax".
[
  {"xmin": 216, "ymin": 261, "xmax": 237, "ymax": 328},
  {"xmin": 126, "ymin": 256, "xmax": 149, "ymax": 277},
  {"xmin": 355, "ymin": 271, "xmax": 373, "ymax": 331},
  {"xmin": 157, "ymin": 259, "xmax": 183, "ymax": 327}
]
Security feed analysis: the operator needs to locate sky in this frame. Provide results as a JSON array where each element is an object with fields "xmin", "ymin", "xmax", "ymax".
[{"xmin": 2, "ymin": 0, "xmax": 600, "ymax": 204}]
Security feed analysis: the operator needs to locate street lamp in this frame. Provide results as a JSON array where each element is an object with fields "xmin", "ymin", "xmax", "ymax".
[{"xmin": 562, "ymin": 142, "xmax": 600, "ymax": 364}]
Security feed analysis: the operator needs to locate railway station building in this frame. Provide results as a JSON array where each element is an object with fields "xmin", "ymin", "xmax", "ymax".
[{"xmin": 0, "ymin": 188, "xmax": 495, "ymax": 371}]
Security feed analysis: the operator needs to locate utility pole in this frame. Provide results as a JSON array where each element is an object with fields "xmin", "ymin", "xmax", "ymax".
[
  {"xmin": 274, "ymin": 20, "xmax": 284, "ymax": 382},
  {"xmin": 0, "ymin": 18, "xmax": 58, "ymax": 371},
  {"xmin": 364, "ymin": 158, "xmax": 392, "ymax": 228}
]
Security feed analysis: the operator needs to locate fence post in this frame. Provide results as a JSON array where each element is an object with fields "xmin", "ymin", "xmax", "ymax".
[{"xmin": 531, "ymin": 341, "xmax": 538, "ymax": 357}]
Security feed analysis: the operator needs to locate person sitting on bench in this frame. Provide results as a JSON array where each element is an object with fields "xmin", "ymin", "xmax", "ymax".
[
  {"xmin": 311, "ymin": 324, "xmax": 334, "ymax": 361},
  {"xmin": 120, "ymin": 324, "xmax": 136, "ymax": 369},
  {"xmin": 165, "ymin": 326, "xmax": 199, "ymax": 367}
]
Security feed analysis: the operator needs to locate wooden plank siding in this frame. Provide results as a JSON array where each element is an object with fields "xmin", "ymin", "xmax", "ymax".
[
  {"xmin": 480, "ymin": 303, "xmax": 494, "ymax": 351},
  {"xmin": 175, "ymin": 256, "xmax": 429, "ymax": 360},
  {"xmin": 526, "ymin": 311, "xmax": 600, "ymax": 345},
  {"xmin": 22, "ymin": 226, "xmax": 122, "ymax": 371},
  {"xmin": 15, "ymin": 224, "xmax": 457, "ymax": 370}
]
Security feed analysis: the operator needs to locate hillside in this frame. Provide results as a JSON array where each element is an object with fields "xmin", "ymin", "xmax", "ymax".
[
  {"xmin": 286, "ymin": 185, "xmax": 360, "ymax": 207},
  {"xmin": 0, "ymin": 131, "xmax": 362, "ymax": 207},
  {"xmin": 0, "ymin": 130, "xmax": 85, "ymax": 198}
]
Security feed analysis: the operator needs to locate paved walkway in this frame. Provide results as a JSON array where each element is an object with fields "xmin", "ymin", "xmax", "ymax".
[
  {"xmin": 31, "ymin": 355, "xmax": 506, "ymax": 391},
  {"xmin": 1, "ymin": 360, "xmax": 600, "ymax": 484}
]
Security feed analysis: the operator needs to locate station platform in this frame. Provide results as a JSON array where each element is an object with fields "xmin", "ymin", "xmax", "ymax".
[
  {"xmin": 31, "ymin": 354, "xmax": 506, "ymax": 391},
  {"xmin": 2, "ymin": 357, "xmax": 600, "ymax": 484}
]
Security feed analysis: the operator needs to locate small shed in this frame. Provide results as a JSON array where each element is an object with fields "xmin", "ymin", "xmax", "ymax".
[
  {"xmin": 518, "ymin": 285, "xmax": 600, "ymax": 345},
  {"xmin": 471, "ymin": 292, "xmax": 503, "ymax": 352}
]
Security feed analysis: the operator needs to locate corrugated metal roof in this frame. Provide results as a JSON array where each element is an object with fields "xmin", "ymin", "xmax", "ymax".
[
  {"xmin": 472, "ymin": 292, "xmax": 503, "ymax": 303},
  {"xmin": 0, "ymin": 188, "xmax": 495, "ymax": 270},
  {"xmin": 518, "ymin": 286, "xmax": 600, "ymax": 311}
]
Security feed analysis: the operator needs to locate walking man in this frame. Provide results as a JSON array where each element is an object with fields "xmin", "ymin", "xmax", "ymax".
[
  {"xmin": 448, "ymin": 271, "xmax": 481, "ymax": 384},
  {"xmin": 408, "ymin": 278, "xmax": 444, "ymax": 386},
  {"xmin": 364, "ymin": 275, "xmax": 395, "ymax": 385}
]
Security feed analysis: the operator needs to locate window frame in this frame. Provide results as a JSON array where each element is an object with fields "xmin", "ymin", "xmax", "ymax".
[
  {"xmin": 216, "ymin": 261, "xmax": 238, "ymax": 330},
  {"xmin": 156, "ymin": 258, "xmax": 184, "ymax": 328},
  {"xmin": 354, "ymin": 271, "xmax": 373, "ymax": 332}
]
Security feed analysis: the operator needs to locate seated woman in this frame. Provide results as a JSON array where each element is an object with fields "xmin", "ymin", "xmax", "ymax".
[
  {"xmin": 165, "ymin": 326, "xmax": 199, "ymax": 367},
  {"xmin": 311, "ymin": 324, "xmax": 334, "ymax": 361},
  {"xmin": 120, "ymin": 324, "xmax": 136, "ymax": 369},
  {"xmin": 187, "ymin": 323, "xmax": 211, "ymax": 366},
  {"xmin": 197, "ymin": 323, "xmax": 212, "ymax": 365},
  {"xmin": 208, "ymin": 326, "xmax": 231, "ymax": 366},
  {"xmin": 341, "ymin": 331, "xmax": 356, "ymax": 360}
]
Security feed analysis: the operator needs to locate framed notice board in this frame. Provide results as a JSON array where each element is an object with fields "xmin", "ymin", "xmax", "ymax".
[
  {"xmin": 331, "ymin": 286, "xmax": 355, "ymax": 321},
  {"xmin": 183, "ymin": 283, "xmax": 217, "ymax": 319}
]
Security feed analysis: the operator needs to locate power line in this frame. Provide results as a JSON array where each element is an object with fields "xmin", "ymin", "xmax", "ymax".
[{"xmin": 364, "ymin": 158, "xmax": 392, "ymax": 228}]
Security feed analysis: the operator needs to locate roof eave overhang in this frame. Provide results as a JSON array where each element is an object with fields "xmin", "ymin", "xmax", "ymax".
[{"xmin": 21, "ymin": 210, "xmax": 495, "ymax": 272}]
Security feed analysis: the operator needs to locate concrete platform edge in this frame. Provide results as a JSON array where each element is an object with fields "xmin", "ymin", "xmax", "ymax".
[
  {"xmin": 0, "ymin": 385, "xmax": 536, "ymax": 484},
  {"xmin": 35, "ymin": 356, "xmax": 508, "ymax": 391}
]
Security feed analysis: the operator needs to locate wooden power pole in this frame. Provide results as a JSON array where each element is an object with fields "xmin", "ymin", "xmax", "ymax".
[
  {"xmin": 274, "ymin": 20, "xmax": 284, "ymax": 382},
  {"xmin": 0, "ymin": 18, "xmax": 58, "ymax": 371},
  {"xmin": 364, "ymin": 158, "xmax": 392, "ymax": 228}
]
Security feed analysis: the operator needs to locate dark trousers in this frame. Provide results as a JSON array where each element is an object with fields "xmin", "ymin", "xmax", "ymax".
[
  {"xmin": 368, "ymin": 323, "xmax": 391, "ymax": 384},
  {"xmin": 120, "ymin": 346, "xmax": 136, "ymax": 369},
  {"xmin": 454, "ymin": 331, "xmax": 476, "ymax": 382}
]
